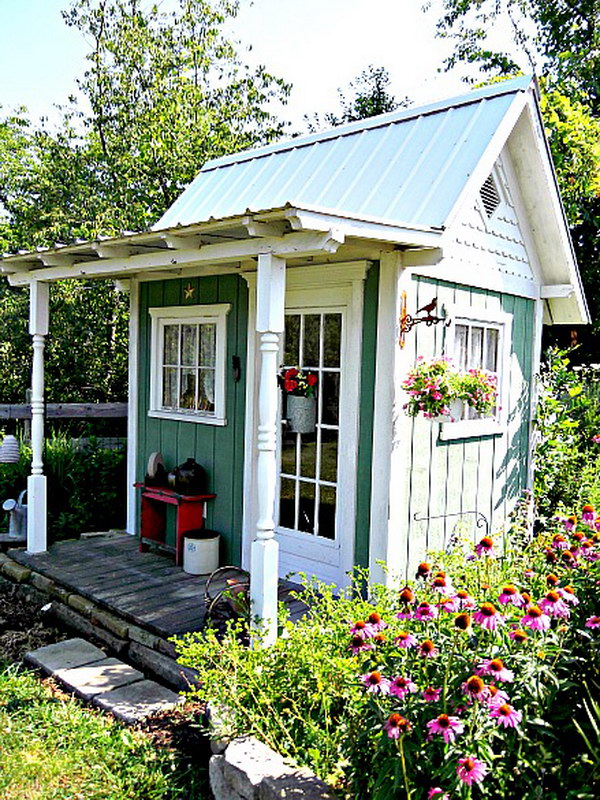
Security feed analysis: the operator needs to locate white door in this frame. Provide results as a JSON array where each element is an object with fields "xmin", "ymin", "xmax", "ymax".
[{"xmin": 276, "ymin": 285, "xmax": 361, "ymax": 587}]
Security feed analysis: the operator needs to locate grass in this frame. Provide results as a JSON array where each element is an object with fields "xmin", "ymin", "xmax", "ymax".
[{"xmin": 0, "ymin": 662, "xmax": 208, "ymax": 800}]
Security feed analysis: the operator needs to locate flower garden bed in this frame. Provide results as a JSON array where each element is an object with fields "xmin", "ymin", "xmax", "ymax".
[{"xmin": 176, "ymin": 493, "xmax": 600, "ymax": 799}]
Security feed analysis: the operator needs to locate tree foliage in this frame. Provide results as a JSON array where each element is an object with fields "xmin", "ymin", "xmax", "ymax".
[
  {"xmin": 434, "ymin": 0, "xmax": 600, "ymax": 358},
  {"xmin": 0, "ymin": 0, "xmax": 291, "ymax": 403}
]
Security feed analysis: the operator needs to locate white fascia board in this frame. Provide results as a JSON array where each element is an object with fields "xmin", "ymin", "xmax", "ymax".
[{"xmin": 442, "ymin": 89, "xmax": 529, "ymax": 231}]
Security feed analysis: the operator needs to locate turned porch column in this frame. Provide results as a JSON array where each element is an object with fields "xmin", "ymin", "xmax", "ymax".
[
  {"xmin": 27, "ymin": 281, "xmax": 49, "ymax": 553},
  {"xmin": 250, "ymin": 253, "xmax": 286, "ymax": 645}
]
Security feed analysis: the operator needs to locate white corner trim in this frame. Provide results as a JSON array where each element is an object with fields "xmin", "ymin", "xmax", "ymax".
[{"xmin": 126, "ymin": 279, "xmax": 140, "ymax": 535}]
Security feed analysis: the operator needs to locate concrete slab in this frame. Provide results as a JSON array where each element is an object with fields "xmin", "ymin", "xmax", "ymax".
[
  {"xmin": 93, "ymin": 679, "xmax": 182, "ymax": 723},
  {"xmin": 26, "ymin": 637, "xmax": 106, "ymax": 673},
  {"xmin": 55, "ymin": 658, "xmax": 144, "ymax": 699}
]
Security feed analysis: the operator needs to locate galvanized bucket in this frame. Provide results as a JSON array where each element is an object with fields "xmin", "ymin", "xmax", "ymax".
[{"xmin": 286, "ymin": 395, "xmax": 317, "ymax": 434}]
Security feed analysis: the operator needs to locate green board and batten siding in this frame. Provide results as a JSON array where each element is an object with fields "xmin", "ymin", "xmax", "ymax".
[
  {"xmin": 401, "ymin": 276, "xmax": 534, "ymax": 578},
  {"xmin": 136, "ymin": 275, "xmax": 248, "ymax": 564}
]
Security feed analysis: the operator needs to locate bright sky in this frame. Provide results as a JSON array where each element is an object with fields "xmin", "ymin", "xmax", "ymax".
[{"xmin": 0, "ymin": 0, "xmax": 497, "ymax": 130}]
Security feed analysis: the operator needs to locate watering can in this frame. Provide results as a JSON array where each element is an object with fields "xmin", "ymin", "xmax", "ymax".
[{"xmin": 2, "ymin": 490, "xmax": 27, "ymax": 538}]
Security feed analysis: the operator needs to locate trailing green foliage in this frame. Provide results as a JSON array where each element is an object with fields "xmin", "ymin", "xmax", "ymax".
[
  {"xmin": 533, "ymin": 348, "xmax": 600, "ymax": 519},
  {"xmin": 176, "ymin": 498, "xmax": 600, "ymax": 799},
  {"xmin": 0, "ymin": 434, "xmax": 126, "ymax": 541},
  {"xmin": 0, "ymin": 664, "xmax": 207, "ymax": 799}
]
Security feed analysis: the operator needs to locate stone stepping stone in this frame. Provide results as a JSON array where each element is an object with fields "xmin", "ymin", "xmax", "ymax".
[
  {"xmin": 26, "ymin": 637, "xmax": 182, "ymax": 724},
  {"xmin": 93, "ymin": 679, "xmax": 182, "ymax": 723},
  {"xmin": 26, "ymin": 637, "xmax": 106, "ymax": 673},
  {"xmin": 55, "ymin": 658, "xmax": 144, "ymax": 700}
]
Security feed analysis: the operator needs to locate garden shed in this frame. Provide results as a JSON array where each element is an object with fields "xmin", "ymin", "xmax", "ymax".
[{"xmin": 1, "ymin": 75, "xmax": 588, "ymax": 641}]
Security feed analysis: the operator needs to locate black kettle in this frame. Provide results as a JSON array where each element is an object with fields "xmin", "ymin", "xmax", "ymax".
[{"xmin": 167, "ymin": 458, "xmax": 207, "ymax": 495}]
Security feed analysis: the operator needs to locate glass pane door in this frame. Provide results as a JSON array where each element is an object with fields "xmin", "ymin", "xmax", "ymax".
[{"xmin": 279, "ymin": 311, "xmax": 342, "ymax": 540}]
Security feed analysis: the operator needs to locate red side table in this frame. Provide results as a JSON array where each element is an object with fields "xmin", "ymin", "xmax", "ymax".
[{"xmin": 134, "ymin": 484, "xmax": 216, "ymax": 566}]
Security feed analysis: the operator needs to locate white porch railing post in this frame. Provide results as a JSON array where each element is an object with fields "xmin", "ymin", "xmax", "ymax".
[
  {"xmin": 27, "ymin": 281, "xmax": 49, "ymax": 553},
  {"xmin": 251, "ymin": 253, "xmax": 286, "ymax": 645}
]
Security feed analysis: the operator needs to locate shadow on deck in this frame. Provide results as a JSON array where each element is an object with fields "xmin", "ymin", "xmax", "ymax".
[{"xmin": 8, "ymin": 532, "xmax": 308, "ymax": 640}]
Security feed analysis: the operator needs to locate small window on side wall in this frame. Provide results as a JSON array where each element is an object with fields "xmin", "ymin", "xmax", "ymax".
[
  {"xmin": 149, "ymin": 304, "xmax": 231, "ymax": 425},
  {"xmin": 441, "ymin": 306, "xmax": 512, "ymax": 440}
]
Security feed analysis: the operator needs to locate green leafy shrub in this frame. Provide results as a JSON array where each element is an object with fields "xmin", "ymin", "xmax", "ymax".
[
  {"xmin": 176, "ymin": 499, "xmax": 600, "ymax": 799},
  {"xmin": 0, "ymin": 433, "xmax": 126, "ymax": 540}
]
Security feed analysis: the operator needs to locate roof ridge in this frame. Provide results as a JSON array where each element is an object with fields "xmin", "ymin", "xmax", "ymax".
[{"xmin": 201, "ymin": 75, "xmax": 534, "ymax": 172}]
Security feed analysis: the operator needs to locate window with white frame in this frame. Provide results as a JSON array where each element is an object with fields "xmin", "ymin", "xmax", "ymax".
[
  {"xmin": 149, "ymin": 304, "xmax": 231, "ymax": 425},
  {"xmin": 441, "ymin": 306, "xmax": 512, "ymax": 439}
]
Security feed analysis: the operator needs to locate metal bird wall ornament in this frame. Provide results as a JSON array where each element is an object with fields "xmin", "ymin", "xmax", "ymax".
[{"xmin": 399, "ymin": 292, "xmax": 451, "ymax": 348}]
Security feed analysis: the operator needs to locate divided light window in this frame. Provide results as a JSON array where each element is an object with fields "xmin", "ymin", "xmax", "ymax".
[
  {"xmin": 149, "ymin": 304, "xmax": 231, "ymax": 425},
  {"xmin": 454, "ymin": 320, "xmax": 500, "ymax": 420}
]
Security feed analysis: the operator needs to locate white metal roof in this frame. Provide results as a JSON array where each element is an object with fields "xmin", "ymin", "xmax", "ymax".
[{"xmin": 156, "ymin": 76, "xmax": 532, "ymax": 231}]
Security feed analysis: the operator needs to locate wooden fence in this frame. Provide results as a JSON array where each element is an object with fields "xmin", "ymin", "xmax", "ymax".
[{"xmin": 0, "ymin": 403, "xmax": 128, "ymax": 420}]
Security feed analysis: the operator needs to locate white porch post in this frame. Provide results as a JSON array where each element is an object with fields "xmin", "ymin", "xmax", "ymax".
[
  {"xmin": 250, "ymin": 253, "xmax": 286, "ymax": 645},
  {"xmin": 27, "ymin": 281, "xmax": 49, "ymax": 553}
]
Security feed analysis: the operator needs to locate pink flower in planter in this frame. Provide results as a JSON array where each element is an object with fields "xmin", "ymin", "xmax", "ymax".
[
  {"xmin": 361, "ymin": 671, "xmax": 390, "ymax": 694},
  {"xmin": 521, "ymin": 605, "xmax": 551, "ymax": 631},
  {"xmin": 389, "ymin": 675, "xmax": 418, "ymax": 699},
  {"xmin": 490, "ymin": 702, "xmax": 522, "ymax": 728},
  {"xmin": 539, "ymin": 591, "xmax": 571, "ymax": 619},
  {"xmin": 498, "ymin": 584, "xmax": 525, "ymax": 607},
  {"xmin": 456, "ymin": 756, "xmax": 488, "ymax": 786},
  {"xmin": 585, "ymin": 615, "xmax": 600, "ymax": 629},
  {"xmin": 473, "ymin": 602, "xmax": 504, "ymax": 631},
  {"xmin": 384, "ymin": 713, "xmax": 411, "ymax": 739},
  {"xmin": 422, "ymin": 686, "xmax": 442, "ymax": 703},
  {"xmin": 395, "ymin": 631, "xmax": 418, "ymax": 649},
  {"xmin": 476, "ymin": 658, "xmax": 514, "ymax": 683},
  {"xmin": 414, "ymin": 601, "xmax": 438, "ymax": 621},
  {"xmin": 427, "ymin": 713, "xmax": 464, "ymax": 743}
]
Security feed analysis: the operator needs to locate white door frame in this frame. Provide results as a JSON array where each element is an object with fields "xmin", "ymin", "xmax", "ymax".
[{"xmin": 242, "ymin": 261, "xmax": 370, "ymax": 587}]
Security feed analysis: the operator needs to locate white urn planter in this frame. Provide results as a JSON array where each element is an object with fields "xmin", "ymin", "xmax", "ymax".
[
  {"xmin": 286, "ymin": 395, "xmax": 317, "ymax": 434},
  {"xmin": 430, "ymin": 398, "xmax": 464, "ymax": 423}
]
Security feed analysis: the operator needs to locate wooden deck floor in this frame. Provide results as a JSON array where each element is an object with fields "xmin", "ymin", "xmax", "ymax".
[{"xmin": 9, "ymin": 533, "xmax": 307, "ymax": 639}]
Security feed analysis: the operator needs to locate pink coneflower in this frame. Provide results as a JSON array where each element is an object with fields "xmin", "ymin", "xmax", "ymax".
[
  {"xmin": 399, "ymin": 586, "xmax": 415, "ymax": 604},
  {"xmin": 349, "ymin": 634, "xmax": 375, "ymax": 655},
  {"xmin": 521, "ymin": 605, "xmax": 551, "ymax": 631},
  {"xmin": 454, "ymin": 589, "xmax": 476, "ymax": 608},
  {"xmin": 427, "ymin": 789, "xmax": 449, "ymax": 800},
  {"xmin": 476, "ymin": 658, "xmax": 514, "ymax": 683},
  {"xmin": 395, "ymin": 631, "xmax": 418, "ymax": 649},
  {"xmin": 389, "ymin": 675, "xmax": 418, "ymax": 699},
  {"xmin": 414, "ymin": 601, "xmax": 438, "ymax": 621},
  {"xmin": 552, "ymin": 534, "xmax": 568, "ymax": 550},
  {"xmin": 349, "ymin": 620, "xmax": 370, "ymax": 637},
  {"xmin": 456, "ymin": 756, "xmax": 488, "ymax": 786},
  {"xmin": 440, "ymin": 596, "xmax": 460, "ymax": 612},
  {"xmin": 484, "ymin": 683, "xmax": 510, "ymax": 707},
  {"xmin": 473, "ymin": 602, "xmax": 504, "ymax": 631},
  {"xmin": 431, "ymin": 575, "xmax": 454, "ymax": 594},
  {"xmin": 564, "ymin": 515, "xmax": 577, "ymax": 531},
  {"xmin": 508, "ymin": 628, "xmax": 529, "ymax": 644},
  {"xmin": 454, "ymin": 613, "xmax": 471, "ymax": 631},
  {"xmin": 490, "ymin": 702, "xmax": 522, "ymax": 728},
  {"xmin": 539, "ymin": 590, "xmax": 570, "ymax": 619},
  {"xmin": 419, "ymin": 639, "xmax": 438, "ymax": 658},
  {"xmin": 422, "ymin": 686, "xmax": 441, "ymax": 703},
  {"xmin": 592, "ymin": 434, "xmax": 600, "ymax": 444},
  {"xmin": 361, "ymin": 671, "xmax": 390, "ymax": 694},
  {"xmin": 585, "ymin": 615, "xmax": 600, "ymax": 629},
  {"xmin": 416, "ymin": 562, "xmax": 431, "ymax": 579},
  {"xmin": 366, "ymin": 611, "xmax": 387, "ymax": 633},
  {"xmin": 427, "ymin": 713, "xmax": 464, "ymax": 743},
  {"xmin": 498, "ymin": 584, "xmax": 524, "ymax": 607},
  {"xmin": 572, "ymin": 530, "xmax": 586, "ymax": 543},
  {"xmin": 462, "ymin": 675, "xmax": 487, "ymax": 701},
  {"xmin": 384, "ymin": 713, "xmax": 411, "ymax": 739},
  {"xmin": 546, "ymin": 573, "xmax": 560, "ymax": 587},
  {"xmin": 582, "ymin": 504, "xmax": 596, "ymax": 522},
  {"xmin": 475, "ymin": 536, "xmax": 495, "ymax": 557}
]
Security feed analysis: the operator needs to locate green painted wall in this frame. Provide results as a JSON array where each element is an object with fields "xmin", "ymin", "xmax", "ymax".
[
  {"xmin": 354, "ymin": 262, "xmax": 380, "ymax": 570},
  {"xmin": 401, "ymin": 276, "xmax": 534, "ymax": 576},
  {"xmin": 136, "ymin": 274, "xmax": 248, "ymax": 564}
]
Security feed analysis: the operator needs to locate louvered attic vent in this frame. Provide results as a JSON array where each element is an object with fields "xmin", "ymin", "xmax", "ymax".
[{"xmin": 480, "ymin": 173, "xmax": 501, "ymax": 218}]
